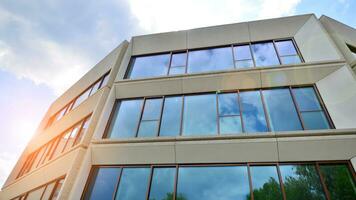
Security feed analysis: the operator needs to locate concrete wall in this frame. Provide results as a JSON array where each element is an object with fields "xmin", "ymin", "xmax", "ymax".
[{"xmin": 317, "ymin": 66, "xmax": 356, "ymax": 129}]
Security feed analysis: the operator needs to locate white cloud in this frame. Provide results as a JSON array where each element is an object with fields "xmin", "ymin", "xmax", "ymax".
[
  {"xmin": 0, "ymin": 39, "xmax": 92, "ymax": 95},
  {"xmin": 128, "ymin": 0, "xmax": 302, "ymax": 33}
]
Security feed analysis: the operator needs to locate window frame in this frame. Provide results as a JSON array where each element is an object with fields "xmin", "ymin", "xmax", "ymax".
[
  {"xmin": 104, "ymin": 85, "xmax": 333, "ymax": 139},
  {"xmin": 82, "ymin": 161, "xmax": 355, "ymax": 200},
  {"xmin": 125, "ymin": 38, "xmax": 304, "ymax": 80}
]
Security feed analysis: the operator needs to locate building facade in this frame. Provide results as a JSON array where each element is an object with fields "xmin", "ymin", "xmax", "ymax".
[{"xmin": 0, "ymin": 14, "xmax": 355, "ymax": 200}]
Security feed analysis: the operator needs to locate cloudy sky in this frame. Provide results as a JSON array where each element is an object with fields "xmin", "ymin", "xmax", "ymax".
[{"xmin": 0, "ymin": 0, "xmax": 355, "ymax": 186}]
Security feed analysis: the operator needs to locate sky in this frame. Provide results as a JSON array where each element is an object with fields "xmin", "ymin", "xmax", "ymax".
[{"xmin": 0, "ymin": 0, "xmax": 355, "ymax": 187}]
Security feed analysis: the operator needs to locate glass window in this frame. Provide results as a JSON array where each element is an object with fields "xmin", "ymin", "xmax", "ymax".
[
  {"xmin": 250, "ymin": 166, "xmax": 283, "ymax": 200},
  {"xmin": 107, "ymin": 99, "xmax": 143, "ymax": 138},
  {"xmin": 293, "ymin": 87, "xmax": 330, "ymax": 130},
  {"xmin": 159, "ymin": 97, "xmax": 182, "ymax": 137},
  {"xmin": 100, "ymin": 73, "xmax": 110, "ymax": 88},
  {"xmin": 72, "ymin": 89, "xmax": 91, "ymax": 110},
  {"xmin": 51, "ymin": 131, "xmax": 71, "ymax": 159},
  {"xmin": 73, "ymin": 117, "xmax": 91, "ymax": 146},
  {"xmin": 30, "ymin": 147, "xmax": 46, "ymax": 170},
  {"xmin": 183, "ymin": 94, "xmax": 217, "ymax": 136},
  {"xmin": 115, "ymin": 168, "xmax": 151, "ymax": 200},
  {"xmin": 25, "ymin": 186, "xmax": 45, "ymax": 200},
  {"xmin": 188, "ymin": 47, "xmax": 234, "ymax": 73},
  {"xmin": 63, "ymin": 124, "xmax": 80, "ymax": 151},
  {"xmin": 262, "ymin": 89, "xmax": 302, "ymax": 131},
  {"xmin": 280, "ymin": 165, "xmax": 326, "ymax": 200},
  {"xmin": 138, "ymin": 98, "xmax": 163, "ymax": 137},
  {"xmin": 84, "ymin": 168, "xmax": 121, "ymax": 200},
  {"xmin": 41, "ymin": 140, "xmax": 55, "ymax": 164},
  {"xmin": 218, "ymin": 93, "xmax": 242, "ymax": 134},
  {"xmin": 275, "ymin": 40, "xmax": 301, "ymax": 65},
  {"xmin": 127, "ymin": 54, "xmax": 170, "ymax": 79},
  {"xmin": 148, "ymin": 168, "xmax": 176, "ymax": 200},
  {"xmin": 169, "ymin": 53, "xmax": 186, "ymax": 75},
  {"xmin": 89, "ymin": 80, "xmax": 102, "ymax": 96},
  {"xmin": 41, "ymin": 182, "xmax": 56, "ymax": 200},
  {"xmin": 251, "ymin": 42, "xmax": 280, "ymax": 67},
  {"xmin": 234, "ymin": 45, "xmax": 254, "ymax": 68},
  {"xmin": 319, "ymin": 164, "xmax": 356, "ymax": 199},
  {"xmin": 240, "ymin": 91, "xmax": 268, "ymax": 133},
  {"xmin": 51, "ymin": 179, "xmax": 64, "ymax": 200},
  {"xmin": 177, "ymin": 166, "xmax": 250, "ymax": 200}
]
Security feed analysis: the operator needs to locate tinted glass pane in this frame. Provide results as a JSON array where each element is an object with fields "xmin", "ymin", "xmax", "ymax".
[
  {"xmin": 219, "ymin": 116, "xmax": 242, "ymax": 134},
  {"xmin": 51, "ymin": 131, "xmax": 71, "ymax": 159},
  {"xmin": 169, "ymin": 66, "xmax": 185, "ymax": 75},
  {"xmin": 292, "ymin": 87, "xmax": 321, "ymax": 111},
  {"xmin": 250, "ymin": 166, "xmax": 283, "ymax": 200},
  {"xmin": 137, "ymin": 121, "xmax": 159, "ymax": 137},
  {"xmin": 85, "ymin": 168, "xmax": 121, "ymax": 200},
  {"xmin": 128, "ymin": 54, "xmax": 170, "ymax": 79},
  {"xmin": 51, "ymin": 179, "xmax": 64, "ymax": 200},
  {"xmin": 107, "ymin": 100, "xmax": 143, "ymax": 138},
  {"xmin": 218, "ymin": 93, "xmax": 239, "ymax": 116},
  {"xmin": 115, "ymin": 168, "xmax": 151, "ymax": 200},
  {"xmin": 302, "ymin": 111, "xmax": 330, "ymax": 130},
  {"xmin": 159, "ymin": 97, "xmax": 182, "ymax": 137},
  {"xmin": 275, "ymin": 40, "xmax": 298, "ymax": 56},
  {"xmin": 234, "ymin": 45, "xmax": 252, "ymax": 60},
  {"xmin": 252, "ymin": 42, "xmax": 280, "ymax": 67},
  {"xmin": 171, "ymin": 53, "xmax": 186, "ymax": 67},
  {"xmin": 73, "ymin": 117, "xmax": 91, "ymax": 146},
  {"xmin": 149, "ymin": 168, "xmax": 176, "ymax": 200},
  {"xmin": 72, "ymin": 89, "xmax": 91, "ymax": 110},
  {"xmin": 263, "ymin": 89, "xmax": 302, "ymax": 131},
  {"xmin": 183, "ymin": 94, "xmax": 217, "ymax": 136},
  {"xmin": 280, "ymin": 55, "xmax": 301, "ymax": 64},
  {"xmin": 240, "ymin": 91, "xmax": 268, "ymax": 133},
  {"xmin": 100, "ymin": 73, "xmax": 110, "ymax": 88},
  {"xmin": 236, "ymin": 60, "xmax": 254, "ymax": 68},
  {"xmin": 280, "ymin": 165, "xmax": 326, "ymax": 200},
  {"xmin": 63, "ymin": 124, "xmax": 80, "ymax": 150},
  {"xmin": 142, "ymin": 99, "xmax": 162, "ymax": 120},
  {"xmin": 41, "ymin": 182, "xmax": 55, "ymax": 200},
  {"xmin": 188, "ymin": 47, "xmax": 234, "ymax": 73},
  {"xmin": 319, "ymin": 164, "xmax": 356, "ymax": 200},
  {"xmin": 177, "ymin": 166, "xmax": 250, "ymax": 200},
  {"xmin": 26, "ymin": 186, "xmax": 45, "ymax": 200},
  {"xmin": 89, "ymin": 80, "xmax": 102, "ymax": 96}
]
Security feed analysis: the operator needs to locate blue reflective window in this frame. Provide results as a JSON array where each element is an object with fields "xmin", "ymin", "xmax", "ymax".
[
  {"xmin": 188, "ymin": 47, "xmax": 234, "ymax": 73},
  {"xmin": 250, "ymin": 166, "xmax": 283, "ymax": 200},
  {"xmin": 234, "ymin": 45, "xmax": 254, "ymax": 68},
  {"xmin": 148, "ymin": 168, "xmax": 176, "ymax": 200},
  {"xmin": 169, "ymin": 53, "xmax": 187, "ymax": 75},
  {"xmin": 319, "ymin": 164, "xmax": 356, "ymax": 199},
  {"xmin": 107, "ymin": 100, "xmax": 143, "ymax": 138},
  {"xmin": 128, "ymin": 54, "xmax": 170, "ymax": 79},
  {"xmin": 159, "ymin": 97, "xmax": 182, "ymax": 137},
  {"xmin": 183, "ymin": 94, "xmax": 217, "ymax": 136},
  {"xmin": 218, "ymin": 93, "xmax": 242, "ymax": 134},
  {"xmin": 177, "ymin": 166, "xmax": 250, "ymax": 200},
  {"xmin": 115, "ymin": 168, "xmax": 151, "ymax": 200},
  {"xmin": 275, "ymin": 40, "xmax": 301, "ymax": 65},
  {"xmin": 293, "ymin": 87, "xmax": 330, "ymax": 130},
  {"xmin": 240, "ymin": 91, "xmax": 268, "ymax": 133},
  {"xmin": 138, "ymin": 98, "xmax": 163, "ymax": 137},
  {"xmin": 84, "ymin": 168, "xmax": 121, "ymax": 200},
  {"xmin": 251, "ymin": 42, "xmax": 280, "ymax": 67},
  {"xmin": 280, "ymin": 165, "xmax": 326, "ymax": 200},
  {"xmin": 263, "ymin": 89, "xmax": 302, "ymax": 131}
]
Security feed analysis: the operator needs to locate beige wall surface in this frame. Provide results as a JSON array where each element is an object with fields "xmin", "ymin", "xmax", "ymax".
[
  {"xmin": 320, "ymin": 16, "xmax": 356, "ymax": 71},
  {"xmin": 317, "ymin": 66, "xmax": 356, "ymax": 129}
]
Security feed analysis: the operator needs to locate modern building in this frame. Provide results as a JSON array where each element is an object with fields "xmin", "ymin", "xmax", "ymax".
[{"xmin": 0, "ymin": 13, "xmax": 355, "ymax": 200}]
